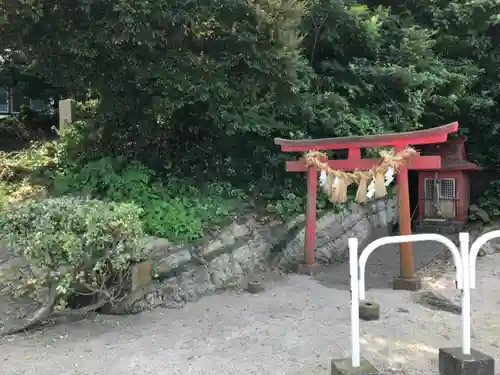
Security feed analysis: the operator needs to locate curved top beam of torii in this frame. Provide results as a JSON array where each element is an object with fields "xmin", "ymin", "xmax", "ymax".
[{"xmin": 274, "ymin": 121, "xmax": 459, "ymax": 152}]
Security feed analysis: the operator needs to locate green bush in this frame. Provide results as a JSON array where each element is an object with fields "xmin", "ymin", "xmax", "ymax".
[
  {"xmin": 0, "ymin": 197, "xmax": 145, "ymax": 307},
  {"xmin": 52, "ymin": 157, "xmax": 246, "ymax": 242},
  {"xmin": 479, "ymin": 180, "xmax": 500, "ymax": 218},
  {"xmin": 0, "ymin": 128, "xmax": 249, "ymax": 243}
]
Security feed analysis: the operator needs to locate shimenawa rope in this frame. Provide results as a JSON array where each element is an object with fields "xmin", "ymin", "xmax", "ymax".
[{"xmin": 303, "ymin": 147, "xmax": 416, "ymax": 203}]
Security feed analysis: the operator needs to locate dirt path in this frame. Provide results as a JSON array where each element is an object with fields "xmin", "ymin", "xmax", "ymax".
[{"xmin": 1, "ymin": 245, "xmax": 500, "ymax": 375}]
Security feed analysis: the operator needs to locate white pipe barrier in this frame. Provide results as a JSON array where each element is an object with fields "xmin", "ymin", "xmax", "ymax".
[
  {"xmin": 349, "ymin": 232, "xmax": 473, "ymax": 367},
  {"xmin": 349, "ymin": 238, "xmax": 361, "ymax": 368},
  {"xmin": 460, "ymin": 233, "xmax": 471, "ymax": 355},
  {"xmin": 358, "ymin": 234, "xmax": 463, "ymax": 300},
  {"xmin": 469, "ymin": 230, "xmax": 500, "ymax": 289}
]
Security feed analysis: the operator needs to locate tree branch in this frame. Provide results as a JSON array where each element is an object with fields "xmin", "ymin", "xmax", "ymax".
[
  {"xmin": 53, "ymin": 298, "xmax": 108, "ymax": 317},
  {"xmin": 0, "ymin": 283, "xmax": 59, "ymax": 337}
]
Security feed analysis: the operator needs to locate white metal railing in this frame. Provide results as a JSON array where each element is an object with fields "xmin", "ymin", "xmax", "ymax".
[
  {"xmin": 349, "ymin": 232, "xmax": 474, "ymax": 368},
  {"xmin": 358, "ymin": 234, "xmax": 463, "ymax": 300},
  {"xmin": 469, "ymin": 230, "xmax": 500, "ymax": 289}
]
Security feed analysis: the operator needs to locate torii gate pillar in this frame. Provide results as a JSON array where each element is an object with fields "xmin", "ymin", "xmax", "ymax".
[
  {"xmin": 394, "ymin": 147, "xmax": 416, "ymax": 289},
  {"xmin": 274, "ymin": 122, "xmax": 459, "ymax": 290}
]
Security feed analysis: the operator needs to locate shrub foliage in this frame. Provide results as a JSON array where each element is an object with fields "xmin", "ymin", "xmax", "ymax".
[{"xmin": 0, "ymin": 197, "xmax": 146, "ymax": 334}]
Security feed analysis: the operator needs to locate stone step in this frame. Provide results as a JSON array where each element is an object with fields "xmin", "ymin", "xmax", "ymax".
[{"xmin": 414, "ymin": 221, "xmax": 463, "ymax": 234}]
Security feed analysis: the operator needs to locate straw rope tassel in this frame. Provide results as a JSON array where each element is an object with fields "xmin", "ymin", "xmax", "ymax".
[
  {"xmin": 332, "ymin": 174, "xmax": 349, "ymax": 203},
  {"xmin": 374, "ymin": 166, "xmax": 387, "ymax": 198},
  {"xmin": 355, "ymin": 173, "xmax": 369, "ymax": 203}
]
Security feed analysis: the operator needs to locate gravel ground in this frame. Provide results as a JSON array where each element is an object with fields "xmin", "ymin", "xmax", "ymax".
[{"xmin": 1, "ymin": 250, "xmax": 500, "ymax": 375}]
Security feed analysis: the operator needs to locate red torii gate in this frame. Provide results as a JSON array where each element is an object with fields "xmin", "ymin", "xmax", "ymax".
[{"xmin": 274, "ymin": 121, "xmax": 459, "ymax": 290}]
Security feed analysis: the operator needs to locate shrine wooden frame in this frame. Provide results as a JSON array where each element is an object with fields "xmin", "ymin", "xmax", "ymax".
[{"xmin": 274, "ymin": 121, "xmax": 459, "ymax": 282}]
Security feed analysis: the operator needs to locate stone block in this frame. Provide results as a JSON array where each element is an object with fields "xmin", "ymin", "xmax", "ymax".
[
  {"xmin": 233, "ymin": 243, "xmax": 259, "ymax": 265},
  {"xmin": 295, "ymin": 262, "xmax": 322, "ymax": 276},
  {"xmin": 439, "ymin": 347, "xmax": 494, "ymax": 375},
  {"xmin": 359, "ymin": 301, "xmax": 380, "ymax": 321},
  {"xmin": 205, "ymin": 239, "xmax": 223, "ymax": 256},
  {"xmin": 331, "ymin": 358, "xmax": 379, "ymax": 375},
  {"xmin": 131, "ymin": 260, "xmax": 153, "ymax": 292},
  {"xmin": 416, "ymin": 291, "xmax": 461, "ymax": 315},
  {"xmin": 209, "ymin": 270, "xmax": 226, "ymax": 288},
  {"xmin": 155, "ymin": 250, "xmax": 192, "ymax": 276},
  {"xmin": 393, "ymin": 276, "xmax": 421, "ymax": 291},
  {"xmin": 231, "ymin": 222, "xmax": 250, "ymax": 238},
  {"xmin": 247, "ymin": 280, "xmax": 265, "ymax": 294}
]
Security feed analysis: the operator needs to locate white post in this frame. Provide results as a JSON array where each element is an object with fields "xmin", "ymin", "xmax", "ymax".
[
  {"xmin": 58, "ymin": 98, "xmax": 75, "ymax": 132},
  {"xmin": 460, "ymin": 232, "xmax": 471, "ymax": 355},
  {"xmin": 349, "ymin": 238, "xmax": 361, "ymax": 368}
]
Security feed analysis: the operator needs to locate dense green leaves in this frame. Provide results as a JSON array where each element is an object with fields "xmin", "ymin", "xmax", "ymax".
[
  {"xmin": 51, "ymin": 156, "xmax": 246, "ymax": 241},
  {"xmin": 367, "ymin": 0, "xmax": 500, "ymax": 168},
  {"xmin": 2, "ymin": 0, "xmax": 500, "ymax": 207},
  {"xmin": 1, "ymin": 0, "xmax": 310, "ymax": 137},
  {"xmin": 300, "ymin": 1, "xmax": 471, "ymax": 137}
]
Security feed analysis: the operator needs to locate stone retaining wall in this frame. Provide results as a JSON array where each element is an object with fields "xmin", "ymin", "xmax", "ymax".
[
  {"xmin": 119, "ymin": 198, "xmax": 397, "ymax": 313},
  {"xmin": 0, "ymin": 198, "xmax": 397, "ymax": 315}
]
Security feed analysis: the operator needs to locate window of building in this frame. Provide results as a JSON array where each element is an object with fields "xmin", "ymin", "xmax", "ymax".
[
  {"xmin": 30, "ymin": 99, "xmax": 47, "ymax": 112},
  {"xmin": 0, "ymin": 87, "xmax": 9, "ymax": 113},
  {"xmin": 0, "ymin": 86, "xmax": 49, "ymax": 114}
]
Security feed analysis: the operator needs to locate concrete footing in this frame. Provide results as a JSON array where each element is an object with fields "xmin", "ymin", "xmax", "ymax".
[
  {"xmin": 359, "ymin": 301, "xmax": 380, "ymax": 321},
  {"xmin": 393, "ymin": 276, "xmax": 421, "ymax": 291},
  {"xmin": 330, "ymin": 358, "xmax": 379, "ymax": 375},
  {"xmin": 294, "ymin": 262, "xmax": 322, "ymax": 276},
  {"xmin": 439, "ymin": 347, "xmax": 494, "ymax": 375},
  {"xmin": 246, "ymin": 280, "xmax": 265, "ymax": 294}
]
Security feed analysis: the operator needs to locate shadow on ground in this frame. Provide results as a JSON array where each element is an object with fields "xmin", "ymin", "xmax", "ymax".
[{"xmin": 315, "ymin": 240, "xmax": 449, "ymax": 291}]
